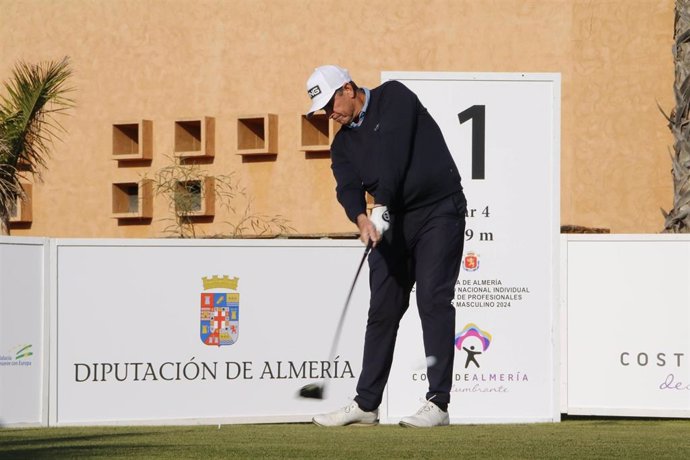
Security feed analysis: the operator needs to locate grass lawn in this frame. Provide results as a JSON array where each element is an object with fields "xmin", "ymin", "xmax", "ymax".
[{"xmin": 1, "ymin": 418, "xmax": 690, "ymax": 459}]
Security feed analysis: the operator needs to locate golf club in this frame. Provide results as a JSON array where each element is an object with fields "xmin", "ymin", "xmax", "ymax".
[{"xmin": 298, "ymin": 240, "xmax": 373, "ymax": 399}]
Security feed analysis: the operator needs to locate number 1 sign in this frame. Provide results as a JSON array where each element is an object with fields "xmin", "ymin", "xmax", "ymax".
[{"xmin": 380, "ymin": 72, "xmax": 561, "ymax": 424}]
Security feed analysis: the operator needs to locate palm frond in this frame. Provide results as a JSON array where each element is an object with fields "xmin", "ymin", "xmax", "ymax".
[
  {"xmin": 0, "ymin": 140, "xmax": 23, "ymax": 224},
  {"xmin": 0, "ymin": 56, "xmax": 74, "ymax": 174},
  {"xmin": 0, "ymin": 57, "xmax": 74, "ymax": 233}
]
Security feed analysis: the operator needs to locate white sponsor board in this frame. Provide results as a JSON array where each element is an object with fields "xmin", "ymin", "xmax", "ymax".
[
  {"xmin": 381, "ymin": 72, "xmax": 560, "ymax": 423},
  {"xmin": 0, "ymin": 237, "xmax": 49, "ymax": 427},
  {"xmin": 50, "ymin": 239, "xmax": 370, "ymax": 426},
  {"xmin": 565, "ymin": 235, "xmax": 690, "ymax": 417}
]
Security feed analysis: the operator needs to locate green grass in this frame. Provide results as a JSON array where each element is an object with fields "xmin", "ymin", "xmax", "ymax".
[{"xmin": 1, "ymin": 419, "xmax": 690, "ymax": 459}]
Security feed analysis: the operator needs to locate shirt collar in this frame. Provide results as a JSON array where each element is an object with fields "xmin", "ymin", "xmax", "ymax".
[{"xmin": 348, "ymin": 87, "xmax": 370, "ymax": 129}]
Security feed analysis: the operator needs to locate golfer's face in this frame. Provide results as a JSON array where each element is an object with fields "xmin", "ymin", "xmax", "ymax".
[{"xmin": 324, "ymin": 86, "xmax": 354, "ymax": 125}]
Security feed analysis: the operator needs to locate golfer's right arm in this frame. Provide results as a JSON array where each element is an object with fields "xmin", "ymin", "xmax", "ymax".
[{"xmin": 330, "ymin": 145, "xmax": 379, "ymax": 245}]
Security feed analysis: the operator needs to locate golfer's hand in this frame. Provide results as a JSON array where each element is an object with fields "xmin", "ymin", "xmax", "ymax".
[
  {"xmin": 356, "ymin": 206, "xmax": 390, "ymax": 247},
  {"xmin": 370, "ymin": 205, "xmax": 391, "ymax": 235},
  {"xmin": 356, "ymin": 213, "xmax": 381, "ymax": 247}
]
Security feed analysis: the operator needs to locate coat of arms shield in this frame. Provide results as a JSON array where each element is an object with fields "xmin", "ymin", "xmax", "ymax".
[{"xmin": 200, "ymin": 276, "xmax": 239, "ymax": 346}]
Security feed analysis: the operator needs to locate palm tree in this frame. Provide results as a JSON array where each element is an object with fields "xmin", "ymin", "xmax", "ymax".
[
  {"xmin": 664, "ymin": 2, "xmax": 690, "ymax": 232},
  {"xmin": 0, "ymin": 57, "xmax": 73, "ymax": 235}
]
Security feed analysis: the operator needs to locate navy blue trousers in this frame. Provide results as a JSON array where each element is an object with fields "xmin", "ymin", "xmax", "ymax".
[{"xmin": 354, "ymin": 191, "xmax": 466, "ymax": 411}]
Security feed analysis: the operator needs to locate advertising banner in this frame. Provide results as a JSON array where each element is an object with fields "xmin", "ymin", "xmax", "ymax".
[
  {"xmin": 51, "ymin": 240, "xmax": 370, "ymax": 425},
  {"xmin": 0, "ymin": 237, "xmax": 48, "ymax": 427},
  {"xmin": 381, "ymin": 73, "xmax": 560, "ymax": 423},
  {"xmin": 566, "ymin": 236, "xmax": 690, "ymax": 417}
]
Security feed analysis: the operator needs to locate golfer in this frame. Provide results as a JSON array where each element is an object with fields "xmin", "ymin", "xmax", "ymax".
[{"xmin": 305, "ymin": 65, "xmax": 467, "ymax": 427}]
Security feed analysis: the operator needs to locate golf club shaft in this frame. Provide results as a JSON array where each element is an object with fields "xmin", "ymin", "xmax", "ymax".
[{"xmin": 326, "ymin": 240, "xmax": 373, "ymax": 363}]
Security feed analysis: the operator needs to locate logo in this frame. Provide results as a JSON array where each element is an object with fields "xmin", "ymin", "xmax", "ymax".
[
  {"xmin": 462, "ymin": 252, "xmax": 479, "ymax": 272},
  {"xmin": 455, "ymin": 323, "xmax": 492, "ymax": 368},
  {"xmin": 382, "ymin": 209, "xmax": 390, "ymax": 222},
  {"xmin": 200, "ymin": 276, "xmax": 240, "ymax": 346},
  {"xmin": 308, "ymin": 85, "xmax": 321, "ymax": 99},
  {"xmin": 0, "ymin": 344, "xmax": 34, "ymax": 367},
  {"xmin": 14, "ymin": 344, "xmax": 33, "ymax": 360}
]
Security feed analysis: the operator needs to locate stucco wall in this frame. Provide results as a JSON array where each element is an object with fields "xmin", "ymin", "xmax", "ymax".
[{"xmin": 0, "ymin": 0, "xmax": 674, "ymax": 236}]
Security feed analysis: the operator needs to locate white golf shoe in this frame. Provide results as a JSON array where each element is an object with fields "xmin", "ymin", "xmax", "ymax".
[
  {"xmin": 399, "ymin": 400, "xmax": 450, "ymax": 427},
  {"xmin": 312, "ymin": 401, "xmax": 379, "ymax": 427}
]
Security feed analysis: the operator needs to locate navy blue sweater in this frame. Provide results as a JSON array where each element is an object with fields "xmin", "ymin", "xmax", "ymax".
[{"xmin": 330, "ymin": 80, "xmax": 464, "ymax": 223}]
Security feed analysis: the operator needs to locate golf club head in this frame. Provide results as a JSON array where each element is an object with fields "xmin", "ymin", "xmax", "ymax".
[{"xmin": 298, "ymin": 382, "xmax": 324, "ymax": 399}]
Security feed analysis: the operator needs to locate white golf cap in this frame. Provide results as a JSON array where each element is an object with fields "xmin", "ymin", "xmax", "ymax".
[{"xmin": 306, "ymin": 65, "xmax": 352, "ymax": 116}]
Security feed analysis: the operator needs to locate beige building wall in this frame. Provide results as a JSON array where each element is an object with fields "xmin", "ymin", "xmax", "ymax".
[{"xmin": 0, "ymin": 0, "xmax": 674, "ymax": 237}]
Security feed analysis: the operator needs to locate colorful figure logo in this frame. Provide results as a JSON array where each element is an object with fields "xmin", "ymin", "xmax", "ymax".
[
  {"xmin": 463, "ymin": 252, "xmax": 479, "ymax": 272},
  {"xmin": 200, "ymin": 276, "xmax": 239, "ymax": 346},
  {"xmin": 455, "ymin": 323, "xmax": 492, "ymax": 368}
]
